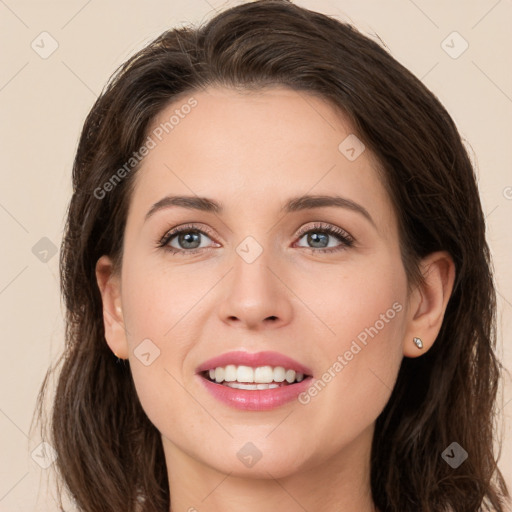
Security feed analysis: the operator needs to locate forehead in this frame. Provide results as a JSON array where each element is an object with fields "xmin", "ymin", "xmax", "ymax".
[{"xmin": 127, "ymin": 86, "xmax": 395, "ymax": 236}]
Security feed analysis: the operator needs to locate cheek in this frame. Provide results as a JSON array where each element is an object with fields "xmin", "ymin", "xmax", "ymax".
[
  {"xmin": 118, "ymin": 259, "xmax": 198, "ymax": 418},
  {"xmin": 300, "ymin": 246, "xmax": 407, "ymax": 349},
  {"xmin": 329, "ymin": 269, "xmax": 406, "ymax": 353},
  {"xmin": 325, "ymin": 255, "xmax": 407, "ymax": 375},
  {"xmin": 121, "ymin": 254, "xmax": 204, "ymax": 342},
  {"xmin": 297, "ymin": 258, "xmax": 407, "ymax": 444}
]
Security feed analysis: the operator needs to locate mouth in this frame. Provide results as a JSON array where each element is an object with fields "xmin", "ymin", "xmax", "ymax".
[
  {"xmin": 195, "ymin": 351, "xmax": 314, "ymax": 411},
  {"xmin": 199, "ymin": 364, "xmax": 310, "ymax": 390}
]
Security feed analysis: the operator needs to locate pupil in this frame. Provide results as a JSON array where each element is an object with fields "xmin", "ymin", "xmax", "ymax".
[
  {"xmin": 180, "ymin": 231, "xmax": 200, "ymax": 249},
  {"xmin": 308, "ymin": 232, "xmax": 328, "ymax": 248}
]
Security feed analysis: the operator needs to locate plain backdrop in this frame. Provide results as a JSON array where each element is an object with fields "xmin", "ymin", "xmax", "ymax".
[{"xmin": 0, "ymin": 0, "xmax": 511, "ymax": 510}]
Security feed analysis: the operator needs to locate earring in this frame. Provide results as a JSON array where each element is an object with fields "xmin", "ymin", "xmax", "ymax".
[{"xmin": 413, "ymin": 337, "xmax": 423, "ymax": 349}]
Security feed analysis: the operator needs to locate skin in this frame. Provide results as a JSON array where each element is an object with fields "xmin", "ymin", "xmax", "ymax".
[{"xmin": 96, "ymin": 86, "xmax": 455, "ymax": 512}]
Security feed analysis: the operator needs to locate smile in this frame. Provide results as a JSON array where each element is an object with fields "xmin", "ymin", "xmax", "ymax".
[
  {"xmin": 203, "ymin": 364, "xmax": 306, "ymax": 389},
  {"xmin": 196, "ymin": 351, "xmax": 314, "ymax": 411}
]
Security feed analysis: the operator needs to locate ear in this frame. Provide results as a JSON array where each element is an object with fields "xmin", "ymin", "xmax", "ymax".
[
  {"xmin": 403, "ymin": 251, "xmax": 456, "ymax": 358},
  {"xmin": 95, "ymin": 255, "xmax": 129, "ymax": 359}
]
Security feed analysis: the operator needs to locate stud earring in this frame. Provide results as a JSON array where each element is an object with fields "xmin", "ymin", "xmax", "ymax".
[{"xmin": 413, "ymin": 337, "xmax": 423, "ymax": 349}]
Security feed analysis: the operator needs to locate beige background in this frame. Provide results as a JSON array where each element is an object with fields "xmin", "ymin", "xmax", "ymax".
[{"xmin": 0, "ymin": 0, "xmax": 511, "ymax": 510}]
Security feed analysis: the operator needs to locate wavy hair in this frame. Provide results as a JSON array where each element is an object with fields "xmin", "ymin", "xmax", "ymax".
[{"xmin": 33, "ymin": 1, "xmax": 510, "ymax": 510}]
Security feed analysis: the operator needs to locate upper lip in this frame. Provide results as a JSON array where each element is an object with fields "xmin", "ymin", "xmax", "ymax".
[{"xmin": 196, "ymin": 350, "xmax": 313, "ymax": 376}]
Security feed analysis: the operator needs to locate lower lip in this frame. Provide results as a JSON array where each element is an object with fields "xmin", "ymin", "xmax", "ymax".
[{"xmin": 197, "ymin": 374, "xmax": 313, "ymax": 411}]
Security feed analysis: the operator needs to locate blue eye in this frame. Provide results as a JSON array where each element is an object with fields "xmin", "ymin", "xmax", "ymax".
[
  {"xmin": 294, "ymin": 222, "xmax": 354, "ymax": 253},
  {"xmin": 158, "ymin": 224, "xmax": 216, "ymax": 255},
  {"xmin": 157, "ymin": 222, "xmax": 354, "ymax": 255}
]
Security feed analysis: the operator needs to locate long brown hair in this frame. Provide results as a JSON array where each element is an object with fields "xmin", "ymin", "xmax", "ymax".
[{"xmin": 33, "ymin": 1, "xmax": 510, "ymax": 510}]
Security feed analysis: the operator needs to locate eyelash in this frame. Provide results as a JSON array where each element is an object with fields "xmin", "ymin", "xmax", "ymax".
[{"xmin": 156, "ymin": 222, "xmax": 355, "ymax": 255}]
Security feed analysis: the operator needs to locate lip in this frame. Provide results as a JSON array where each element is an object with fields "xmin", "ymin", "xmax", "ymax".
[
  {"xmin": 197, "ymin": 374, "xmax": 314, "ymax": 411},
  {"xmin": 195, "ymin": 350, "xmax": 313, "ymax": 375},
  {"xmin": 195, "ymin": 350, "xmax": 314, "ymax": 411}
]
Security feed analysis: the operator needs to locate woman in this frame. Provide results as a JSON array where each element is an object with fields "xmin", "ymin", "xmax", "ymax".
[{"xmin": 34, "ymin": 0, "xmax": 510, "ymax": 510}]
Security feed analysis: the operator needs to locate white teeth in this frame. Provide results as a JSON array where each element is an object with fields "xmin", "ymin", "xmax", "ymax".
[
  {"xmin": 224, "ymin": 364, "xmax": 237, "ymax": 382},
  {"xmin": 254, "ymin": 366, "xmax": 274, "ymax": 383},
  {"xmin": 224, "ymin": 382, "xmax": 280, "ymax": 390},
  {"xmin": 273, "ymin": 366, "xmax": 286, "ymax": 382},
  {"xmin": 285, "ymin": 369, "xmax": 296, "ymax": 383},
  {"xmin": 204, "ymin": 364, "xmax": 308, "ymax": 384},
  {"xmin": 237, "ymin": 365, "xmax": 254, "ymax": 383},
  {"xmin": 214, "ymin": 367, "xmax": 225, "ymax": 383}
]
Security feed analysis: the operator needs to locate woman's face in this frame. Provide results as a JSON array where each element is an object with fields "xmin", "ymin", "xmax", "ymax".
[{"xmin": 101, "ymin": 86, "xmax": 412, "ymax": 479}]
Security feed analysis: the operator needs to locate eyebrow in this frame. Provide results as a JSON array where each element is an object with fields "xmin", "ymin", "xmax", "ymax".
[{"xmin": 144, "ymin": 194, "xmax": 376, "ymax": 227}]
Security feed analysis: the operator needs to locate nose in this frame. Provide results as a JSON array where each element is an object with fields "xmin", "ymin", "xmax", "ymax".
[{"xmin": 217, "ymin": 245, "xmax": 294, "ymax": 331}]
